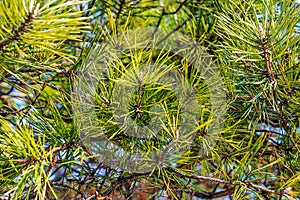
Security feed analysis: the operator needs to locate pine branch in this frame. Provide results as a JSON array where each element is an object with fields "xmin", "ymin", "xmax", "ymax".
[{"xmin": 0, "ymin": 4, "xmax": 40, "ymax": 49}]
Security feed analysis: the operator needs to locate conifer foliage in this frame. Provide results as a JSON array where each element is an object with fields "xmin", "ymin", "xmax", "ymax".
[{"xmin": 0, "ymin": 0, "xmax": 299, "ymax": 199}]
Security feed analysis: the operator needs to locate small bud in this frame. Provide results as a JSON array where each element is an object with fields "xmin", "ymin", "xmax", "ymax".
[
  {"xmin": 33, "ymin": 3, "xmax": 40, "ymax": 18},
  {"xmin": 247, "ymin": 165, "xmax": 252, "ymax": 173},
  {"xmin": 283, "ymin": 187, "xmax": 292, "ymax": 194},
  {"xmin": 258, "ymin": 26, "xmax": 265, "ymax": 38},
  {"xmin": 176, "ymin": 129, "xmax": 180, "ymax": 139},
  {"xmin": 139, "ymin": 71, "xmax": 144, "ymax": 82},
  {"xmin": 15, "ymin": 159, "xmax": 27, "ymax": 164},
  {"xmin": 102, "ymin": 97, "xmax": 110, "ymax": 106},
  {"xmin": 52, "ymin": 155, "xmax": 57, "ymax": 164},
  {"xmin": 116, "ymin": 41, "xmax": 122, "ymax": 49},
  {"xmin": 29, "ymin": 1, "xmax": 34, "ymax": 13}
]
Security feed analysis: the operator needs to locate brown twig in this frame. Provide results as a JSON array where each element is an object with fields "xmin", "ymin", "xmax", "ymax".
[
  {"xmin": 19, "ymin": 77, "xmax": 49, "ymax": 124},
  {"xmin": 166, "ymin": 167, "xmax": 290, "ymax": 196}
]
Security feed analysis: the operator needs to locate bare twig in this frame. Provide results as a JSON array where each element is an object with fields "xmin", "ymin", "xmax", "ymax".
[
  {"xmin": 166, "ymin": 167, "xmax": 290, "ymax": 196},
  {"xmin": 19, "ymin": 77, "xmax": 49, "ymax": 124}
]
